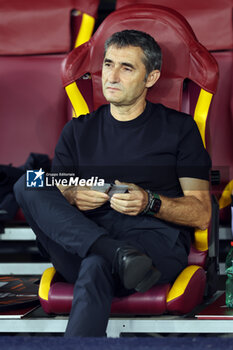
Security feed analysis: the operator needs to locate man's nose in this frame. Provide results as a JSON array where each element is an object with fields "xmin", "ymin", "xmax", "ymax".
[{"xmin": 108, "ymin": 67, "xmax": 120, "ymax": 83}]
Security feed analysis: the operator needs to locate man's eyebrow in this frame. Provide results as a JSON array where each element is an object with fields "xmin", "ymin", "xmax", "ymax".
[
  {"xmin": 121, "ymin": 62, "xmax": 135, "ymax": 69},
  {"xmin": 104, "ymin": 58, "xmax": 112, "ymax": 64},
  {"xmin": 104, "ymin": 58, "xmax": 135, "ymax": 69}
]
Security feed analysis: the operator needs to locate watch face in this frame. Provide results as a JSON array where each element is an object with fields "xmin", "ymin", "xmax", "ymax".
[{"xmin": 149, "ymin": 197, "xmax": 161, "ymax": 214}]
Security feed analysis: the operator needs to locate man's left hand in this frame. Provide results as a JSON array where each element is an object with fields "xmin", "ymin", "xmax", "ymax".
[{"xmin": 110, "ymin": 180, "xmax": 148, "ymax": 216}]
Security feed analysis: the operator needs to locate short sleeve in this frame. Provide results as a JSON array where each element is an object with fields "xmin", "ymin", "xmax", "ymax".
[
  {"xmin": 176, "ymin": 116, "xmax": 211, "ymax": 180},
  {"xmin": 51, "ymin": 121, "xmax": 78, "ymax": 174}
]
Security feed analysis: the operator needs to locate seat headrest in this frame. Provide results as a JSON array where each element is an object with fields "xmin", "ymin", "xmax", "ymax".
[
  {"xmin": 116, "ymin": 0, "xmax": 233, "ymax": 51},
  {"xmin": 0, "ymin": 0, "xmax": 99, "ymax": 55},
  {"xmin": 62, "ymin": 4, "xmax": 219, "ymax": 111}
]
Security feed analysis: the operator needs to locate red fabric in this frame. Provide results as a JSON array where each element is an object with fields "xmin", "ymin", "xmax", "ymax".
[
  {"xmin": 111, "ymin": 285, "xmax": 170, "ymax": 315},
  {"xmin": 39, "ymin": 280, "xmax": 170, "ymax": 315},
  {"xmin": 40, "ymin": 267, "xmax": 205, "ymax": 315},
  {"xmin": 62, "ymin": 4, "xmax": 218, "ymax": 112},
  {"xmin": 181, "ymin": 55, "xmax": 233, "ymax": 225},
  {"xmin": 0, "ymin": 55, "xmax": 68, "ymax": 166},
  {"xmin": 49, "ymin": 282, "xmax": 74, "ymax": 314},
  {"xmin": 116, "ymin": 0, "xmax": 233, "ymax": 51},
  {"xmin": 72, "ymin": 0, "xmax": 100, "ymax": 18},
  {"xmin": 167, "ymin": 267, "xmax": 206, "ymax": 314},
  {"xmin": 39, "ymin": 297, "xmax": 53, "ymax": 315},
  {"xmin": 207, "ymin": 52, "xmax": 233, "ymax": 185},
  {"xmin": 0, "ymin": 0, "xmax": 100, "ymax": 55},
  {"xmin": 188, "ymin": 246, "xmax": 207, "ymax": 268}
]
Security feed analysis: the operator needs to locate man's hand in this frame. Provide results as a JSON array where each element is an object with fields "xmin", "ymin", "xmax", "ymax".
[
  {"xmin": 110, "ymin": 178, "xmax": 211, "ymax": 230},
  {"xmin": 110, "ymin": 180, "xmax": 148, "ymax": 216},
  {"xmin": 59, "ymin": 185, "xmax": 109, "ymax": 211}
]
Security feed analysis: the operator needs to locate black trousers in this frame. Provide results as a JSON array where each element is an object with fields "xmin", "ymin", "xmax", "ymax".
[{"xmin": 14, "ymin": 175, "xmax": 188, "ymax": 337}]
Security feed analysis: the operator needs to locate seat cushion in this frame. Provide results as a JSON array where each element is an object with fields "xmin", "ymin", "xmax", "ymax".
[
  {"xmin": 39, "ymin": 266, "xmax": 206, "ymax": 315},
  {"xmin": 111, "ymin": 285, "xmax": 170, "ymax": 315}
]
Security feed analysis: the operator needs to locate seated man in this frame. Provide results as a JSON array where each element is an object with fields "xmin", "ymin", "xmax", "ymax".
[{"xmin": 14, "ymin": 29, "xmax": 211, "ymax": 337}]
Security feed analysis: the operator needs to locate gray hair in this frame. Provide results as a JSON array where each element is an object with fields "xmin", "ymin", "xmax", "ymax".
[{"xmin": 104, "ymin": 29, "xmax": 162, "ymax": 76}]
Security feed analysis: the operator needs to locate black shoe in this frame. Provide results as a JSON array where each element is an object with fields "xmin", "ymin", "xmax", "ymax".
[{"xmin": 113, "ymin": 246, "xmax": 161, "ymax": 293}]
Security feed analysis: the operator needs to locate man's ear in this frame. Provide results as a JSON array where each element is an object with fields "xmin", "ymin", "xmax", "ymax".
[{"xmin": 145, "ymin": 70, "xmax": 160, "ymax": 88}]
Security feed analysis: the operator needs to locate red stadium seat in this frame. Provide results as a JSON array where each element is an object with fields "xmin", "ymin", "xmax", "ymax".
[
  {"xmin": 0, "ymin": 0, "xmax": 100, "ymax": 166},
  {"xmin": 39, "ymin": 5, "xmax": 219, "ymax": 318},
  {"xmin": 0, "ymin": 0, "xmax": 100, "ymax": 225},
  {"xmin": 116, "ymin": 0, "xmax": 233, "ymax": 51}
]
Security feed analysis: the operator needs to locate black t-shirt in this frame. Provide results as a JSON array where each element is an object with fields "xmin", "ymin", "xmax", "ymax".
[{"xmin": 52, "ymin": 101, "xmax": 211, "ymax": 198}]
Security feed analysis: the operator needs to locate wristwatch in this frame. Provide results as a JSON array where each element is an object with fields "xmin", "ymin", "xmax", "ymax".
[{"xmin": 143, "ymin": 190, "xmax": 161, "ymax": 216}]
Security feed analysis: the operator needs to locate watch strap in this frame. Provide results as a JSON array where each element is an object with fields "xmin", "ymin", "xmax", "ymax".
[{"xmin": 142, "ymin": 190, "xmax": 161, "ymax": 215}]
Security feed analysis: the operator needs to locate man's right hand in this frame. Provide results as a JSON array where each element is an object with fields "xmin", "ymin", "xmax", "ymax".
[{"xmin": 60, "ymin": 185, "xmax": 109, "ymax": 211}]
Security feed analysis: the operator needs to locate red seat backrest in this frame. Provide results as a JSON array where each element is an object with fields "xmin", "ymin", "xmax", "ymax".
[
  {"xmin": 62, "ymin": 4, "xmax": 218, "ymax": 113},
  {"xmin": 116, "ymin": 0, "xmax": 233, "ymax": 51},
  {"xmin": 0, "ymin": 0, "xmax": 100, "ymax": 166},
  {"xmin": 0, "ymin": 0, "xmax": 100, "ymax": 55}
]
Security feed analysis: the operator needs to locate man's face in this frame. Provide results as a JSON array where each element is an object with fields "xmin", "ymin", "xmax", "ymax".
[{"xmin": 102, "ymin": 45, "xmax": 150, "ymax": 107}]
